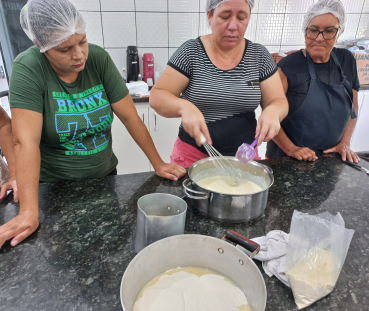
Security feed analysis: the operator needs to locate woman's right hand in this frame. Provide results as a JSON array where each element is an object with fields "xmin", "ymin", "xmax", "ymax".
[
  {"xmin": 289, "ymin": 146, "xmax": 318, "ymax": 161},
  {"xmin": 0, "ymin": 210, "xmax": 39, "ymax": 248},
  {"xmin": 180, "ymin": 103, "xmax": 211, "ymax": 146}
]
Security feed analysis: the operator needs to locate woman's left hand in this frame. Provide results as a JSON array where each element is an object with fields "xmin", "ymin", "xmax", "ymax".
[
  {"xmin": 154, "ymin": 162, "xmax": 187, "ymax": 181},
  {"xmin": 255, "ymin": 107, "xmax": 281, "ymax": 146},
  {"xmin": 323, "ymin": 143, "xmax": 360, "ymax": 163}
]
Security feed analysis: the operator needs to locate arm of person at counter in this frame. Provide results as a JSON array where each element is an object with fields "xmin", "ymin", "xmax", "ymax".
[
  {"xmin": 0, "ymin": 107, "xmax": 18, "ymax": 201},
  {"xmin": 270, "ymin": 68, "xmax": 318, "ymax": 161},
  {"xmin": 111, "ymin": 94, "xmax": 186, "ymax": 180},
  {"xmin": 323, "ymin": 90, "xmax": 359, "ymax": 163},
  {"xmin": 149, "ymin": 66, "xmax": 212, "ymax": 146},
  {"xmin": 257, "ymin": 70, "xmax": 289, "ymax": 147},
  {"xmin": 0, "ymin": 108, "xmax": 41, "ymax": 248}
]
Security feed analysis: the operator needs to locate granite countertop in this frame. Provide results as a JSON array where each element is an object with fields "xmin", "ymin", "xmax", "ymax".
[{"xmin": 0, "ymin": 154, "xmax": 368, "ymax": 311}]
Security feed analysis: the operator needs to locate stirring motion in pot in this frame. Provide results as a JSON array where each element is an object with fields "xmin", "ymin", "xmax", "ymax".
[
  {"xmin": 197, "ymin": 176, "xmax": 263, "ymax": 195},
  {"xmin": 133, "ymin": 267, "xmax": 251, "ymax": 311}
]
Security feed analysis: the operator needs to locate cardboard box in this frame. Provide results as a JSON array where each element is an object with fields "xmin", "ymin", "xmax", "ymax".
[{"xmin": 353, "ymin": 52, "xmax": 369, "ymax": 85}]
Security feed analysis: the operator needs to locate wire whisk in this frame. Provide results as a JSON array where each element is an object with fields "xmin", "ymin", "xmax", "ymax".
[{"xmin": 200, "ymin": 134, "xmax": 242, "ymax": 187}]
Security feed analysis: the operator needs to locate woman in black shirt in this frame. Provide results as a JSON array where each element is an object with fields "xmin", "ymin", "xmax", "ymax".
[{"xmin": 267, "ymin": 0, "xmax": 360, "ymax": 163}]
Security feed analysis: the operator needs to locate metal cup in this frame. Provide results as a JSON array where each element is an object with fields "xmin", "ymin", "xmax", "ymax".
[{"xmin": 134, "ymin": 193, "xmax": 187, "ymax": 253}]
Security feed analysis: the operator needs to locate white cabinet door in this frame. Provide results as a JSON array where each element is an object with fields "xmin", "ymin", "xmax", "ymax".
[
  {"xmin": 111, "ymin": 105, "xmax": 151, "ymax": 174},
  {"xmin": 351, "ymin": 91, "xmax": 369, "ymax": 152},
  {"xmin": 148, "ymin": 107, "xmax": 181, "ymax": 168}
]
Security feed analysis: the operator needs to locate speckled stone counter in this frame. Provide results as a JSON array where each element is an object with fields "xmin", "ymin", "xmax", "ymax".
[{"xmin": 0, "ymin": 154, "xmax": 368, "ymax": 311}]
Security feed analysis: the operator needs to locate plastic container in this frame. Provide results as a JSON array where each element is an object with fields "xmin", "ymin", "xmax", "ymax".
[
  {"xmin": 122, "ymin": 68, "xmax": 127, "ymax": 83},
  {"xmin": 154, "ymin": 71, "xmax": 159, "ymax": 83},
  {"xmin": 142, "ymin": 53, "xmax": 154, "ymax": 83}
]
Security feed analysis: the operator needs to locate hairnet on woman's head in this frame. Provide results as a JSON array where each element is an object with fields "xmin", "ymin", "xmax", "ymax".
[
  {"xmin": 302, "ymin": 0, "xmax": 346, "ymax": 35},
  {"xmin": 20, "ymin": 0, "xmax": 86, "ymax": 53},
  {"xmin": 206, "ymin": 0, "xmax": 254, "ymax": 12}
]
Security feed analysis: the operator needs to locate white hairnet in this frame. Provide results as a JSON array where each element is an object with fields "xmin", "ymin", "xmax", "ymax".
[
  {"xmin": 20, "ymin": 0, "xmax": 86, "ymax": 53},
  {"xmin": 206, "ymin": 0, "xmax": 254, "ymax": 12},
  {"xmin": 302, "ymin": 0, "xmax": 346, "ymax": 35}
]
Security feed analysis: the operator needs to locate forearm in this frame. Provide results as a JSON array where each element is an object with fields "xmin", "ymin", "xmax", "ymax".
[
  {"xmin": 14, "ymin": 142, "xmax": 40, "ymax": 215},
  {"xmin": 123, "ymin": 115, "xmax": 164, "ymax": 168},
  {"xmin": 262, "ymin": 97, "xmax": 289, "ymax": 122},
  {"xmin": 272, "ymin": 127, "xmax": 296, "ymax": 156},
  {"xmin": 0, "ymin": 123, "xmax": 16, "ymax": 176},
  {"xmin": 150, "ymin": 89, "xmax": 192, "ymax": 118},
  {"xmin": 340, "ymin": 118, "xmax": 357, "ymax": 145}
]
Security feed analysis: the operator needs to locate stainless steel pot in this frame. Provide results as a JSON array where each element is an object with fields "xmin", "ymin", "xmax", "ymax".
[
  {"xmin": 134, "ymin": 193, "xmax": 187, "ymax": 253},
  {"xmin": 121, "ymin": 234, "xmax": 266, "ymax": 311},
  {"xmin": 183, "ymin": 157, "xmax": 274, "ymax": 223}
]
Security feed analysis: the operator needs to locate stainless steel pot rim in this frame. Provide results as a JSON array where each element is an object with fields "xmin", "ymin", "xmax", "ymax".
[
  {"xmin": 137, "ymin": 193, "xmax": 187, "ymax": 217},
  {"xmin": 120, "ymin": 234, "xmax": 267, "ymax": 311},
  {"xmin": 187, "ymin": 158, "xmax": 274, "ymax": 196}
]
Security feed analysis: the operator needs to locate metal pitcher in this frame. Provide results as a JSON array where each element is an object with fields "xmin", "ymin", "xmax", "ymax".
[{"xmin": 134, "ymin": 193, "xmax": 187, "ymax": 253}]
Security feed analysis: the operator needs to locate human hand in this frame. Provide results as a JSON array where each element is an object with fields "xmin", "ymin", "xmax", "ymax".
[
  {"xmin": 180, "ymin": 104, "xmax": 211, "ymax": 146},
  {"xmin": 289, "ymin": 146, "xmax": 318, "ymax": 161},
  {"xmin": 0, "ymin": 176, "xmax": 19, "ymax": 202},
  {"xmin": 0, "ymin": 210, "xmax": 39, "ymax": 248},
  {"xmin": 323, "ymin": 143, "xmax": 360, "ymax": 163},
  {"xmin": 154, "ymin": 162, "xmax": 187, "ymax": 181},
  {"xmin": 255, "ymin": 107, "xmax": 281, "ymax": 147}
]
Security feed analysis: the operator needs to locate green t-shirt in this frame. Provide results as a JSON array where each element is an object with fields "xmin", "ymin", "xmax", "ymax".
[{"xmin": 9, "ymin": 44, "xmax": 129, "ymax": 182}]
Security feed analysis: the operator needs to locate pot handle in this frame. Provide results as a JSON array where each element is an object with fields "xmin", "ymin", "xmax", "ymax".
[
  {"xmin": 225, "ymin": 229, "xmax": 260, "ymax": 259},
  {"xmin": 182, "ymin": 178, "xmax": 210, "ymax": 200}
]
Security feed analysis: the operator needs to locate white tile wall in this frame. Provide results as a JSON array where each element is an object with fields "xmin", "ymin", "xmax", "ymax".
[
  {"xmin": 80, "ymin": 12, "xmax": 104, "ymax": 47},
  {"xmin": 281, "ymin": 14, "xmax": 305, "ymax": 45},
  {"xmin": 199, "ymin": 14, "xmax": 212, "ymax": 36},
  {"xmin": 337, "ymin": 14, "xmax": 361, "ymax": 43},
  {"xmin": 356, "ymin": 14, "xmax": 369, "ymax": 38},
  {"xmin": 169, "ymin": 13, "xmax": 199, "ymax": 47},
  {"xmin": 135, "ymin": 0, "xmax": 167, "ymax": 11},
  {"xmin": 169, "ymin": 0, "xmax": 199, "ymax": 12},
  {"xmin": 258, "ymin": 0, "xmax": 286, "ymax": 14},
  {"xmin": 105, "ymin": 48, "xmax": 126, "ymax": 76},
  {"xmin": 199, "ymin": 0, "xmax": 207, "ymax": 13},
  {"xmin": 363, "ymin": 0, "xmax": 369, "ymax": 13},
  {"xmin": 70, "ymin": 0, "xmax": 100, "ymax": 11},
  {"xmin": 245, "ymin": 14, "xmax": 258, "ymax": 42},
  {"xmin": 285, "ymin": 0, "xmax": 313, "ymax": 14},
  {"xmin": 102, "ymin": 12, "xmax": 136, "ymax": 48},
  {"xmin": 341, "ymin": 0, "xmax": 365, "ymax": 13},
  {"xmin": 101, "ymin": 0, "xmax": 135, "ymax": 11},
  {"xmin": 136, "ymin": 12, "xmax": 168, "ymax": 47},
  {"xmin": 256, "ymin": 14, "xmax": 285, "ymax": 45},
  {"xmin": 76, "ymin": 0, "xmax": 369, "ymax": 74}
]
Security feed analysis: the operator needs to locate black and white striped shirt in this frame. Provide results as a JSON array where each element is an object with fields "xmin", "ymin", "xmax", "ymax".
[{"xmin": 168, "ymin": 37, "xmax": 277, "ymax": 156}]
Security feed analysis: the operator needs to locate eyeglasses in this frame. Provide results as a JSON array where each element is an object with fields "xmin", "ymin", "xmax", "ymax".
[{"xmin": 305, "ymin": 27, "xmax": 340, "ymax": 40}]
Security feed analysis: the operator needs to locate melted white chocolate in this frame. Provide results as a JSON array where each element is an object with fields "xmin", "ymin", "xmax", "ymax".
[
  {"xmin": 197, "ymin": 176, "xmax": 263, "ymax": 195},
  {"xmin": 133, "ymin": 267, "xmax": 251, "ymax": 311}
]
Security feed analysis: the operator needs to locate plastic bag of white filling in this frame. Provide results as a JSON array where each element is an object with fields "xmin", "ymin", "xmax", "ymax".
[{"xmin": 285, "ymin": 210, "xmax": 354, "ymax": 309}]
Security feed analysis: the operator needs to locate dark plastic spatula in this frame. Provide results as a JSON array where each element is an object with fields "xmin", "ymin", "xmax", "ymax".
[{"xmin": 235, "ymin": 136, "xmax": 259, "ymax": 163}]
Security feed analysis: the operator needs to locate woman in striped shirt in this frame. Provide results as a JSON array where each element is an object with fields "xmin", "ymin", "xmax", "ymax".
[{"xmin": 150, "ymin": 0, "xmax": 288, "ymax": 167}]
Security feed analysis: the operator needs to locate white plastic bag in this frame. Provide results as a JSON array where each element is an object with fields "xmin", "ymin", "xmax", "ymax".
[
  {"xmin": 285, "ymin": 210, "xmax": 354, "ymax": 309},
  {"xmin": 126, "ymin": 81, "xmax": 149, "ymax": 96}
]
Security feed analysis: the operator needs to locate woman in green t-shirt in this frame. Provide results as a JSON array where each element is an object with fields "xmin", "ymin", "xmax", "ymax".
[{"xmin": 0, "ymin": 0, "xmax": 186, "ymax": 249}]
